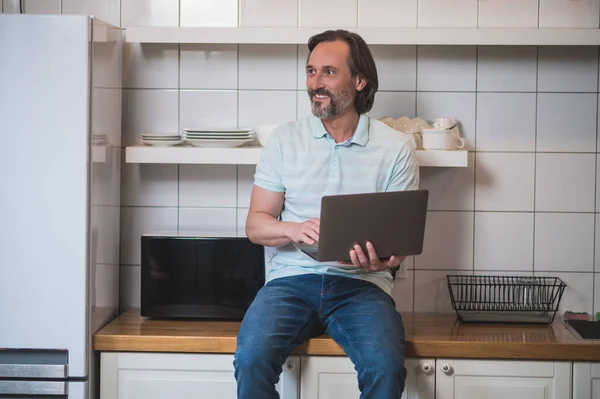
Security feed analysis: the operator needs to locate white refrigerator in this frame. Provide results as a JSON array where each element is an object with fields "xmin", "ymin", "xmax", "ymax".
[{"xmin": 0, "ymin": 14, "xmax": 122, "ymax": 399}]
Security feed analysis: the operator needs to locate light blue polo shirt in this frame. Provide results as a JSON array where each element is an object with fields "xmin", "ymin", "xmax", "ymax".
[{"xmin": 254, "ymin": 114, "xmax": 420, "ymax": 296}]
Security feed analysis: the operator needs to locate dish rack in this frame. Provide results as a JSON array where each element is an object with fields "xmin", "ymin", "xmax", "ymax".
[{"xmin": 447, "ymin": 275, "xmax": 566, "ymax": 324}]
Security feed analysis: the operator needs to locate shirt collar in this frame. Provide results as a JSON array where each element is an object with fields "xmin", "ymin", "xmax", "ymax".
[{"xmin": 308, "ymin": 114, "xmax": 370, "ymax": 147}]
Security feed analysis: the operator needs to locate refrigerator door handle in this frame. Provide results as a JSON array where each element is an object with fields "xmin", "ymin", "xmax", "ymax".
[
  {"xmin": 0, "ymin": 380, "xmax": 68, "ymax": 395},
  {"xmin": 0, "ymin": 363, "xmax": 68, "ymax": 379}
]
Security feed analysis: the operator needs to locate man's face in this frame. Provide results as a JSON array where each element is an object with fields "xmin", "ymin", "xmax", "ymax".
[{"xmin": 306, "ymin": 40, "xmax": 358, "ymax": 119}]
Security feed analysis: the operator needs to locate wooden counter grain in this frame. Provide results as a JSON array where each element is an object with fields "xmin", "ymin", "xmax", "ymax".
[{"xmin": 94, "ymin": 310, "xmax": 600, "ymax": 361}]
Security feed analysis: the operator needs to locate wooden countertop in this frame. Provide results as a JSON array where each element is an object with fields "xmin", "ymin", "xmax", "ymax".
[{"xmin": 94, "ymin": 310, "xmax": 600, "ymax": 361}]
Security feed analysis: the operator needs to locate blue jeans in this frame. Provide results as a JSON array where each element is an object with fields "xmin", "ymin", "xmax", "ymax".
[{"xmin": 233, "ymin": 273, "xmax": 407, "ymax": 399}]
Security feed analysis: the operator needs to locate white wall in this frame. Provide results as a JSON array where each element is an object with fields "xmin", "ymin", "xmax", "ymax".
[{"xmin": 3, "ymin": 0, "xmax": 600, "ymax": 317}]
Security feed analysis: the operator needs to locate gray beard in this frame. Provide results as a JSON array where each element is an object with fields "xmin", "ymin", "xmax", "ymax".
[{"xmin": 310, "ymin": 87, "xmax": 355, "ymax": 119}]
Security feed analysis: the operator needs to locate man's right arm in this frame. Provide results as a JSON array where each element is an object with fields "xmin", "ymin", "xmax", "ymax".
[{"xmin": 245, "ymin": 185, "xmax": 320, "ymax": 247}]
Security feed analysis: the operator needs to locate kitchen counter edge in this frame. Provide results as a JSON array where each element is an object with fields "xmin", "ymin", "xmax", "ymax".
[{"xmin": 93, "ymin": 310, "xmax": 600, "ymax": 361}]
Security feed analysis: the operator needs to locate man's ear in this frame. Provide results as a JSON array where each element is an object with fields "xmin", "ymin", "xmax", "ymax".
[{"xmin": 356, "ymin": 77, "xmax": 367, "ymax": 92}]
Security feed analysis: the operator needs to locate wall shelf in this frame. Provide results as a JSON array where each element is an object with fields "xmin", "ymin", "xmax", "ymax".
[
  {"xmin": 125, "ymin": 145, "xmax": 468, "ymax": 167},
  {"xmin": 123, "ymin": 27, "xmax": 600, "ymax": 45}
]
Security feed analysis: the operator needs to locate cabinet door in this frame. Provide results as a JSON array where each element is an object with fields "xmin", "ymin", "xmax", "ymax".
[
  {"xmin": 100, "ymin": 353, "xmax": 299, "ymax": 399},
  {"xmin": 573, "ymin": 362, "xmax": 600, "ymax": 399},
  {"xmin": 435, "ymin": 359, "xmax": 571, "ymax": 399},
  {"xmin": 300, "ymin": 356, "xmax": 434, "ymax": 399}
]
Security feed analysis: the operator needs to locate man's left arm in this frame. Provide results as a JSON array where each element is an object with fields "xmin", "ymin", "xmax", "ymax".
[{"xmin": 385, "ymin": 141, "xmax": 420, "ymax": 192}]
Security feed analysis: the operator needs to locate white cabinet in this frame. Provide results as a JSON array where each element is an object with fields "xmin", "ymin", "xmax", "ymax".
[
  {"xmin": 300, "ymin": 356, "xmax": 435, "ymax": 399},
  {"xmin": 100, "ymin": 353, "xmax": 300, "ymax": 399},
  {"xmin": 573, "ymin": 362, "xmax": 600, "ymax": 399},
  {"xmin": 435, "ymin": 359, "xmax": 572, "ymax": 399},
  {"xmin": 100, "ymin": 353, "xmax": 577, "ymax": 399}
]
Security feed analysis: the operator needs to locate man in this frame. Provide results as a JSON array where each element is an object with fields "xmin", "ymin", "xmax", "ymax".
[{"xmin": 233, "ymin": 29, "xmax": 419, "ymax": 398}]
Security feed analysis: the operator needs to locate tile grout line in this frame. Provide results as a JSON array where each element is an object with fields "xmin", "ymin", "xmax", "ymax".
[
  {"xmin": 593, "ymin": 47, "xmax": 600, "ymax": 313},
  {"xmin": 472, "ymin": 45, "xmax": 478, "ymax": 274},
  {"xmin": 177, "ymin": 41, "xmax": 181, "ymax": 233},
  {"xmin": 123, "ymin": 88, "xmax": 599, "ymax": 95},
  {"xmin": 532, "ymin": 45, "xmax": 539, "ymax": 276},
  {"xmin": 236, "ymin": 43, "xmax": 241, "ymax": 235}
]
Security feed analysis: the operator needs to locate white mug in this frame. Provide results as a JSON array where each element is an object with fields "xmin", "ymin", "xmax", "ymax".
[{"xmin": 421, "ymin": 128, "xmax": 465, "ymax": 150}]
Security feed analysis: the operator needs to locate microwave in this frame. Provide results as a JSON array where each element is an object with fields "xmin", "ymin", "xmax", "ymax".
[{"xmin": 140, "ymin": 235, "xmax": 265, "ymax": 321}]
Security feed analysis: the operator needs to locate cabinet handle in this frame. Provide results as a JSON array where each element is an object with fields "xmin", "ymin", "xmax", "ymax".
[
  {"xmin": 285, "ymin": 361, "xmax": 295, "ymax": 371},
  {"xmin": 441, "ymin": 364, "xmax": 452, "ymax": 374},
  {"xmin": 421, "ymin": 363, "xmax": 433, "ymax": 373}
]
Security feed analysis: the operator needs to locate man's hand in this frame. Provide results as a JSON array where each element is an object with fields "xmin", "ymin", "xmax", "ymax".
[
  {"xmin": 286, "ymin": 218, "xmax": 320, "ymax": 245},
  {"xmin": 342, "ymin": 241, "xmax": 405, "ymax": 272}
]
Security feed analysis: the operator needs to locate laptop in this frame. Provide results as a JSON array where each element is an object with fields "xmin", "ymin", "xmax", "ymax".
[{"xmin": 300, "ymin": 189, "xmax": 429, "ymax": 262}]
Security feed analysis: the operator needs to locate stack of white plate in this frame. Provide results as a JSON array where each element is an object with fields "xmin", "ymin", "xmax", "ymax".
[
  {"xmin": 140, "ymin": 133, "xmax": 183, "ymax": 147},
  {"xmin": 183, "ymin": 128, "xmax": 255, "ymax": 148}
]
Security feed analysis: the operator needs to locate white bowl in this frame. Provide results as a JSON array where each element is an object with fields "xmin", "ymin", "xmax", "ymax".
[{"xmin": 256, "ymin": 124, "xmax": 278, "ymax": 146}]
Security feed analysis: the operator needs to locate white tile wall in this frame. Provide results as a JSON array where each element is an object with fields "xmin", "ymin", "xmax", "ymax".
[
  {"xmin": 414, "ymin": 270, "xmax": 472, "ymax": 312},
  {"xmin": 238, "ymin": 91, "xmax": 297, "ymax": 127},
  {"xmin": 180, "ymin": 0, "xmax": 238, "ymax": 27},
  {"xmin": 538, "ymin": 47, "xmax": 599, "ymax": 93},
  {"xmin": 95, "ymin": 264, "xmax": 119, "ymax": 308},
  {"xmin": 477, "ymin": 46, "xmax": 538, "ymax": 92},
  {"xmin": 92, "ymin": 206, "xmax": 121, "ymax": 265},
  {"xmin": 237, "ymin": 166, "xmax": 256, "ymax": 208},
  {"xmin": 120, "ymin": 266, "xmax": 141, "ymax": 309},
  {"xmin": 239, "ymin": 45, "xmax": 297, "ymax": 90},
  {"xmin": 122, "ymin": 89, "xmax": 179, "ymax": 145},
  {"xmin": 179, "ymin": 44, "xmax": 239, "ymax": 90},
  {"xmin": 62, "ymin": 0, "xmax": 120, "ymax": 26},
  {"xmin": 539, "ymin": 0, "xmax": 600, "ymax": 28},
  {"xmin": 358, "ymin": 0, "xmax": 417, "ymax": 27},
  {"xmin": 597, "ymin": 158, "xmax": 600, "ymax": 212},
  {"xmin": 180, "ymin": 90, "xmax": 238, "ymax": 129},
  {"xmin": 123, "ymin": 44, "xmax": 179, "ymax": 89},
  {"xmin": 369, "ymin": 92, "xmax": 416, "ymax": 119},
  {"xmin": 297, "ymin": 45, "xmax": 309, "ymax": 90},
  {"xmin": 179, "ymin": 165, "xmax": 237, "ymax": 207},
  {"xmin": 478, "ymin": 0, "xmax": 539, "ymax": 28},
  {"xmin": 475, "ymin": 153, "xmax": 535, "ymax": 211},
  {"xmin": 414, "ymin": 212, "xmax": 474, "ymax": 270},
  {"xmin": 474, "ymin": 212, "xmax": 534, "ymax": 271},
  {"xmin": 22, "ymin": 0, "xmax": 60, "ymax": 14},
  {"xmin": 417, "ymin": 46, "xmax": 477, "ymax": 92},
  {"xmin": 297, "ymin": 90, "xmax": 312, "ymax": 119},
  {"xmin": 92, "ymin": 148, "xmax": 122, "ymax": 207},
  {"xmin": 391, "ymin": 269, "xmax": 414, "ymax": 312},
  {"xmin": 536, "ymin": 94, "xmax": 597, "ymax": 153},
  {"xmin": 476, "ymin": 93, "xmax": 536, "ymax": 152},
  {"xmin": 178, "ymin": 208, "xmax": 238, "ymax": 236},
  {"xmin": 535, "ymin": 154, "xmax": 596, "ymax": 212},
  {"xmin": 419, "ymin": 153, "xmax": 475, "ymax": 211},
  {"xmin": 237, "ymin": 208, "xmax": 250, "ymax": 237},
  {"xmin": 121, "ymin": 0, "xmax": 179, "ymax": 27},
  {"xmin": 534, "ymin": 213, "xmax": 595, "ymax": 272},
  {"xmin": 121, "ymin": 163, "xmax": 179, "ymax": 207},
  {"xmin": 240, "ymin": 0, "xmax": 297, "ymax": 27},
  {"xmin": 298, "ymin": 0, "xmax": 357, "ymax": 27},
  {"xmin": 417, "ymin": 0, "xmax": 477, "ymax": 28},
  {"xmin": 120, "ymin": 207, "xmax": 178, "ymax": 265},
  {"xmin": 370, "ymin": 46, "xmax": 417, "ymax": 91},
  {"xmin": 114, "ymin": 2, "xmax": 600, "ymax": 313}
]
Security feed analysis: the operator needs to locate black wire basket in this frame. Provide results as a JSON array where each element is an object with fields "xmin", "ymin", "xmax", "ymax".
[{"xmin": 447, "ymin": 275, "xmax": 567, "ymax": 324}]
